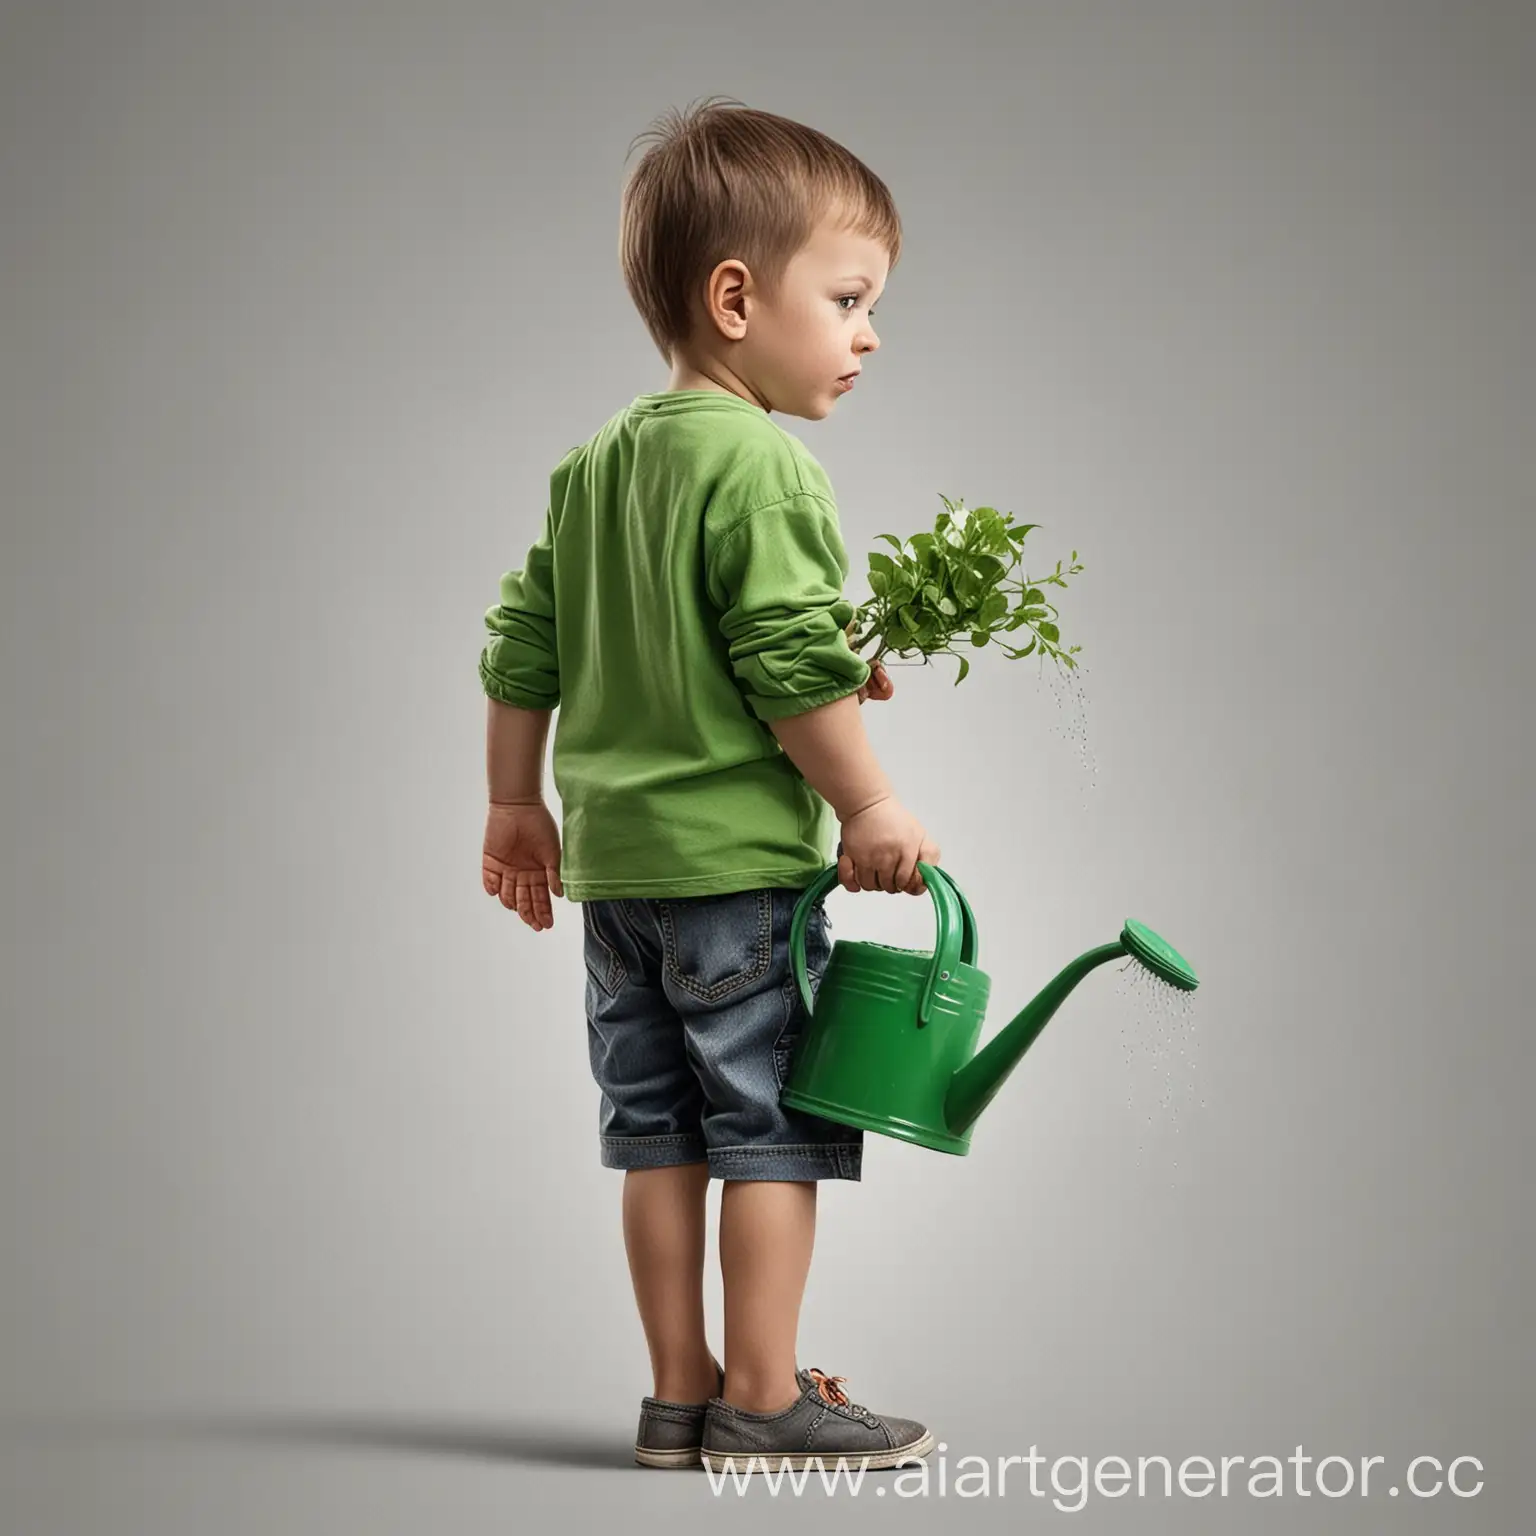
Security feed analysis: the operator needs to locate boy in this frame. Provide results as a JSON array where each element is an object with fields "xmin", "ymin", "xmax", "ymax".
[{"xmin": 478, "ymin": 98, "xmax": 941, "ymax": 1472}]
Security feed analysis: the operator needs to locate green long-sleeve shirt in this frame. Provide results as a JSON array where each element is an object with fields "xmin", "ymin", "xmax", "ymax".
[{"xmin": 479, "ymin": 389, "xmax": 871, "ymax": 900}]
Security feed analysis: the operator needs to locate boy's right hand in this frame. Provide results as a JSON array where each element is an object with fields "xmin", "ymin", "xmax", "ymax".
[{"xmin": 837, "ymin": 797, "xmax": 940, "ymax": 895}]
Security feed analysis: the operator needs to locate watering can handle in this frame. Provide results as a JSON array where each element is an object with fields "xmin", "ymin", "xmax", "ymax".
[{"xmin": 789, "ymin": 860, "xmax": 979, "ymax": 1029}]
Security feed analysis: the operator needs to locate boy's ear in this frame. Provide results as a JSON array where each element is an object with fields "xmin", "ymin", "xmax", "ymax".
[{"xmin": 705, "ymin": 258, "xmax": 751, "ymax": 341}]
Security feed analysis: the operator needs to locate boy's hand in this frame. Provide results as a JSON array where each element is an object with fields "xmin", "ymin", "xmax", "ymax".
[
  {"xmin": 482, "ymin": 798, "xmax": 564, "ymax": 931},
  {"xmin": 856, "ymin": 662, "xmax": 893, "ymax": 705},
  {"xmin": 845, "ymin": 620, "xmax": 892, "ymax": 705},
  {"xmin": 835, "ymin": 802, "xmax": 938, "ymax": 895}
]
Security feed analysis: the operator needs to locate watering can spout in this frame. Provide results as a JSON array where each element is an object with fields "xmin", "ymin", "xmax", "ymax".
[
  {"xmin": 782, "ymin": 863, "xmax": 1199, "ymax": 1156},
  {"xmin": 942, "ymin": 942, "xmax": 1126, "ymax": 1136}
]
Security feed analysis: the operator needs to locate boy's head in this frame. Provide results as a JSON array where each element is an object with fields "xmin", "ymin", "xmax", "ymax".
[{"xmin": 619, "ymin": 97, "xmax": 901, "ymax": 420}]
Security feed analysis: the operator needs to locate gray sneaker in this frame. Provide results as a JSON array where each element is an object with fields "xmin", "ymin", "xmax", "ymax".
[
  {"xmin": 700, "ymin": 1367, "xmax": 934, "ymax": 1473},
  {"xmin": 634, "ymin": 1360, "xmax": 724, "ymax": 1468}
]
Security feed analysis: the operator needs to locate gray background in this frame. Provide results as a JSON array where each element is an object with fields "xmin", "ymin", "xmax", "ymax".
[{"xmin": 2, "ymin": 0, "xmax": 1531, "ymax": 1531}]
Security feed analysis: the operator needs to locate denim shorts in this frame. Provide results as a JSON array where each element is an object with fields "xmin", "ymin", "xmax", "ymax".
[{"xmin": 581, "ymin": 883, "xmax": 863, "ymax": 1181}]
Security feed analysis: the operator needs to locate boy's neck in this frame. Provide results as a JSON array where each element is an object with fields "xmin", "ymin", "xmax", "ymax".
[{"xmin": 664, "ymin": 354, "xmax": 769, "ymax": 412}]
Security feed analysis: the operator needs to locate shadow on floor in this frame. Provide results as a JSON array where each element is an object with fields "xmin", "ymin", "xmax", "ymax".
[{"xmin": 1, "ymin": 1408, "xmax": 656, "ymax": 1471}]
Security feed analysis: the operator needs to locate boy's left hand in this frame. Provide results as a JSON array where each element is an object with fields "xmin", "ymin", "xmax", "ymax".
[
  {"xmin": 482, "ymin": 799, "xmax": 564, "ymax": 931},
  {"xmin": 856, "ymin": 662, "xmax": 893, "ymax": 704}
]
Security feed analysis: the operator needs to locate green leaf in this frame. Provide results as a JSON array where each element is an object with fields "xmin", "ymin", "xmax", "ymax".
[
  {"xmin": 857, "ymin": 499, "xmax": 1083, "ymax": 678},
  {"xmin": 954, "ymin": 653, "xmax": 970, "ymax": 684}
]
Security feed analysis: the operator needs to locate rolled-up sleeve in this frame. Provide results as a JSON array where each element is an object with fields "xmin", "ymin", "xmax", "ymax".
[
  {"xmin": 705, "ymin": 492, "xmax": 870, "ymax": 721},
  {"xmin": 479, "ymin": 509, "xmax": 560, "ymax": 710}
]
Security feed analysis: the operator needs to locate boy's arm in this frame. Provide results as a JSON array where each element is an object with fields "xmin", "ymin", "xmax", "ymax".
[
  {"xmin": 480, "ymin": 507, "xmax": 559, "ymax": 802},
  {"xmin": 766, "ymin": 693, "xmax": 892, "ymax": 820},
  {"xmin": 486, "ymin": 698, "xmax": 552, "ymax": 804},
  {"xmin": 707, "ymin": 492, "xmax": 887, "ymax": 815}
]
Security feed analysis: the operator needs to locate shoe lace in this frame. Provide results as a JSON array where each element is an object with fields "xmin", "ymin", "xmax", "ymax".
[{"xmin": 808, "ymin": 1367, "xmax": 872, "ymax": 1419}]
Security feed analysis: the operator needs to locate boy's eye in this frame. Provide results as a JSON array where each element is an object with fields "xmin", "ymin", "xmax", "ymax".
[{"xmin": 837, "ymin": 294, "xmax": 877, "ymax": 314}]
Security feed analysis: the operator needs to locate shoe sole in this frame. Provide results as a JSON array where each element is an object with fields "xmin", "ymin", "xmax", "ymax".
[
  {"xmin": 700, "ymin": 1427, "xmax": 935, "ymax": 1473},
  {"xmin": 634, "ymin": 1443, "xmax": 705, "ymax": 1469}
]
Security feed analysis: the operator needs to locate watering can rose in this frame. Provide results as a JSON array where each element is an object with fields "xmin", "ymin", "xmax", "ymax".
[{"xmin": 844, "ymin": 495, "xmax": 1084, "ymax": 684}]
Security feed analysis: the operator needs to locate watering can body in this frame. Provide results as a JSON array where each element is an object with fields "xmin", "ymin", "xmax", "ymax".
[{"xmin": 781, "ymin": 863, "xmax": 993, "ymax": 1154}]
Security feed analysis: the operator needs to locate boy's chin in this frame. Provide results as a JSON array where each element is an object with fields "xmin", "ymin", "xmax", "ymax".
[{"xmin": 769, "ymin": 384, "xmax": 839, "ymax": 421}]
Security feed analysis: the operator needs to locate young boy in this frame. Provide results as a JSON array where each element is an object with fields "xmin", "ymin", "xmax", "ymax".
[{"xmin": 478, "ymin": 98, "xmax": 941, "ymax": 1472}]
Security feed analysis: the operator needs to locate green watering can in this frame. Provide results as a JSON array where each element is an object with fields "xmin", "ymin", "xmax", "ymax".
[{"xmin": 780, "ymin": 862, "xmax": 1199, "ymax": 1155}]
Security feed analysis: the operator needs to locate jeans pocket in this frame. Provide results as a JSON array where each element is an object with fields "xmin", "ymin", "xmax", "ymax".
[
  {"xmin": 582, "ymin": 902, "xmax": 626, "ymax": 999},
  {"xmin": 659, "ymin": 888, "xmax": 773, "ymax": 1004}
]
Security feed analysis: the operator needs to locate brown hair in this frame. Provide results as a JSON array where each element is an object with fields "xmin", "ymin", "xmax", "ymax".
[{"xmin": 619, "ymin": 96, "xmax": 902, "ymax": 365}]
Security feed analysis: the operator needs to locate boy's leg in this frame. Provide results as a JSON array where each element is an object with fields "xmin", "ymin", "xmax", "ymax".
[
  {"xmin": 583, "ymin": 898, "xmax": 721, "ymax": 1402},
  {"xmin": 658, "ymin": 884, "xmax": 862, "ymax": 1413},
  {"xmin": 622, "ymin": 1162, "xmax": 720, "ymax": 1403},
  {"xmin": 718, "ymin": 1178, "xmax": 817, "ymax": 1412}
]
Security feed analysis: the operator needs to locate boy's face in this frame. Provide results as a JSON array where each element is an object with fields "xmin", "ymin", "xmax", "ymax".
[{"xmin": 688, "ymin": 210, "xmax": 888, "ymax": 420}]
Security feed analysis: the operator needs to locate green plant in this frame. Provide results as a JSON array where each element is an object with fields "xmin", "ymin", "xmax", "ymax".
[{"xmin": 846, "ymin": 494, "xmax": 1085, "ymax": 683}]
